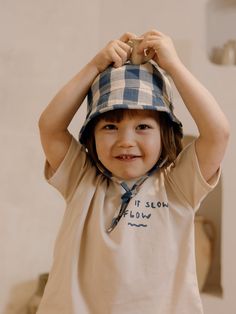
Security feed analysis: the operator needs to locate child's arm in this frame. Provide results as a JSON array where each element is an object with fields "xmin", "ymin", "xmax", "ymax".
[
  {"xmin": 38, "ymin": 32, "xmax": 136, "ymax": 172},
  {"xmin": 138, "ymin": 29, "xmax": 230, "ymax": 182}
]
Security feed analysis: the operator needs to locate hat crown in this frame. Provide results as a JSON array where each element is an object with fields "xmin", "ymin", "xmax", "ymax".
[{"xmin": 87, "ymin": 62, "xmax": 170, "ymax": 115}]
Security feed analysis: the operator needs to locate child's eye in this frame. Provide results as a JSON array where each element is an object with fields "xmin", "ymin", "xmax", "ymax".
[
  {"xmin": 103, "ymin": 124, "xmax": 117, "ymax": 130},
  {"xmin": 136, "ymin": 124, "xmax": 151, "ymax": 130}
]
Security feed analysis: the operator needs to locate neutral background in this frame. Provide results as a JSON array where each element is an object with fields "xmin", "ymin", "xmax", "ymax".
[{"xmin": 1, "ymin": 0, "xmax": 235, "ymax": 313}]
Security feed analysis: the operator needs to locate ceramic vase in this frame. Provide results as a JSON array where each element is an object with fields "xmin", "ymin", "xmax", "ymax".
[
  {"xmin": 221, "ymin": 40, "xmax": 236, "ymax": 65},
  {"xmin": 27, "ymin": 273, "xmax": 49, "ymax": 314}
]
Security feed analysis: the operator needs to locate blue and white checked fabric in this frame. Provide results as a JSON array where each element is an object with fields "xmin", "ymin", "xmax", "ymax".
[{"xmin": 79, "ymin": 60, "xmax": 182, "ymax": 145}]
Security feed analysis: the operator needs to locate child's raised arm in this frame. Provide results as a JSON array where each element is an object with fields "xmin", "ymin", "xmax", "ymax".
[
  {"xmin": 38, "ymin": 32, "xmax": 136, "ymax": 172},
  {"xmin": 138, "ymin": 29, "xmax": 230, "ymax": 183}
]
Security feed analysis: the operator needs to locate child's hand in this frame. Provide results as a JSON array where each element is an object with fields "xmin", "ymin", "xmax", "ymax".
[
  {"xmin": 91, "ymin": 32, "xmax": 137, "ymax": 73},
  {"xmin": 137, "ymin": 29, "xmax": 181, "ymax": 73}
]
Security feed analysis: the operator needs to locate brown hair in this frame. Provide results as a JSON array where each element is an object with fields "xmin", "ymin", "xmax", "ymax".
[{"xmin": 83, "ymin": 109, "xmax": 183, "ymax": 169}]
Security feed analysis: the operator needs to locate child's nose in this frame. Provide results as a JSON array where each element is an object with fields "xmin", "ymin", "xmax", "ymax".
[{"xmin": 117, "ymin": 129, "xmax": 136, "ymax": 147}]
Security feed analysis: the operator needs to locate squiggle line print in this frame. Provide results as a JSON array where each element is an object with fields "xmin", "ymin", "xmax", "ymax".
[{"xmin": 128, "ymin": 223, "xmax": 147, "ymax": 227}]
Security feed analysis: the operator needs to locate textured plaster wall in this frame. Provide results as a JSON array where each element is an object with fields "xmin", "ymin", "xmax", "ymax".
[{"xmin": 0, "ymin": 0, "xmax": 235, "ymax": 313}]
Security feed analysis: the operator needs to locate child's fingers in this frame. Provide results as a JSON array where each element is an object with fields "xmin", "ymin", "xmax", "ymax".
[
  {"xmin": 119, "ymin": 32, "xmax": 137, "ymax": 43},
  {"xmin": 109, "ymin": 50, "xmax": 123, "ymax": 68},
  {"xmin": 137, "ymin": 38, "xmax": 158, "ymax": 55},
  {"xmin": 138, "ymin": 29, "xmax": 167, "ymax": 52},
  {"xmin": 117, "ymin": 40, "xmax": 132, "ymax": 51},
  {"xmin": 111, "ymin": 40, "xmax": 132, "ymax": 64},
  {"xmin": 118, "ymin": 40, "xmax": 132, "ymax": 58},
  {"xmin": 111, "ymin": 44, "xmax": 130, "ymax": 67},
  {"xmin": 93, "ymin": 34, "xmax": 135, "ymax": 72},
  {"xmin": 137, "ymin": 34, "xmax": 162, "ymax": 52},
  {"xmin": 140, "ymin": 29, "xmax": 164, "ymax": 39},
  {"xmin": 108, "ymin": 39, "xmax": 132, "ymax": 56}
]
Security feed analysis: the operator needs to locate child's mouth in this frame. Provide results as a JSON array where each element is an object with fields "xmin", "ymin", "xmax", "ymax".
[{"xmin": 116, "ymin": 154, "xmax": 140, "ymax": 160}]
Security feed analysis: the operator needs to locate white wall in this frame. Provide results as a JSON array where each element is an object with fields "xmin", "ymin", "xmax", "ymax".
[
  {"xmin": 0, "ymin": 1, "xmax": 100, "ymax": 313},
  {"xmin": 1, "ymin": 0, "xmax": 235, "ymax": 313}
]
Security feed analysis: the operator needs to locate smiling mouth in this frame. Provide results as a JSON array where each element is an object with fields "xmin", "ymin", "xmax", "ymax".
[{"xmin": 115, "ymin": 154, "xmax": 141, "ymax": 160}]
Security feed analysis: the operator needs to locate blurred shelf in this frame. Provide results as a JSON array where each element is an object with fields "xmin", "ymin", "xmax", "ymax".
[{"xmin": 207, "ymin": 0, "xmax": 236, "ymax": 66}]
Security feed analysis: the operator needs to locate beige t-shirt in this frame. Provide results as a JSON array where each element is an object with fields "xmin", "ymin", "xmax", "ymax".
[{"xmin": 37, "ymin": 137, "xmax": 220, "ymax": 314}]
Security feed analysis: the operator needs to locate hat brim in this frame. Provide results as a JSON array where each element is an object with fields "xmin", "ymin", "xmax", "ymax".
[{"xmin": 79, "ymin": 100, "xmax": 182, "ymax": 145}]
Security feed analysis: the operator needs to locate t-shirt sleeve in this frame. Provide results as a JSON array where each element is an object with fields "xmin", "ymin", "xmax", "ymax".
[
  {"xmin": 44, "ymin": 136, "xmax": 90, "ymax": 202},
  {"xmin": 166, "ymin": 140, "xmax": 221, "ymax": 211}
]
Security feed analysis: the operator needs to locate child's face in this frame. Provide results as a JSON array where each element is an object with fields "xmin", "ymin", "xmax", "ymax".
[{"xmin": 94, "ymin": 110, "xmax": 162, "ymax": 180}]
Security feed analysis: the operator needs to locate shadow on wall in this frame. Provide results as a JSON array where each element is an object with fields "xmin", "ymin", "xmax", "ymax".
[{"xmin": 4, "ymin": 279, "xmax": 37, "ymax": 314}]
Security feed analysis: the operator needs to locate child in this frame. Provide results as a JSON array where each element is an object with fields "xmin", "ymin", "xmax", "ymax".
[{"xmin": 38, "ymin": 30, "xmax": 229, "ymax": 314}]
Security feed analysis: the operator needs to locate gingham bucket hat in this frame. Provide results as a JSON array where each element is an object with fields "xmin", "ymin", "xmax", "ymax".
[{"xmin": 79, "ymin": 60, "xmax": 182, "ymax": 145}]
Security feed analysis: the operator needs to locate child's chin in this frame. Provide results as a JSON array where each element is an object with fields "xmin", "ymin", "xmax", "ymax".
[{"xmin": 114, "ymin": 172, "xmax": 144, "ymax": 181}]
